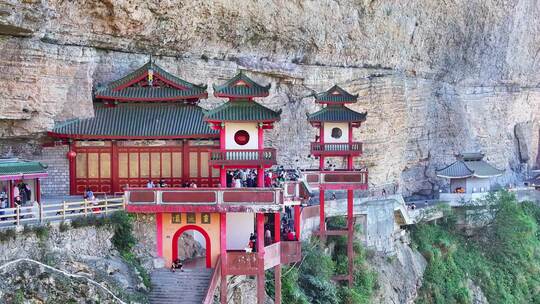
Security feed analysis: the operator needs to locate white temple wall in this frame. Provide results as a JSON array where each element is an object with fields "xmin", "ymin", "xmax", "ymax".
[
  {"xmin": 323, "ymin": 122, "xmax": 349, "ymax": 144},
  {"xmin": 226, "ymin": 212, "xmax": 254, "ymax": 250},
  {"xmin": 466, "ymin": 177, "xmax": 491, "ymax": 193},
  {"xmin": 224, "ymin": 122, "xmax": 259, "ymax": 150}
]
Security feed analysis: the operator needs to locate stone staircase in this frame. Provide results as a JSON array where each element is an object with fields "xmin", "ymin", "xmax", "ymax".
[{"xmin": 149, "ymin": 268, "xmax": 213, "ymax": 304}]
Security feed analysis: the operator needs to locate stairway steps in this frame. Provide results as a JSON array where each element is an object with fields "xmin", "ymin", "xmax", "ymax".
[{"xmin": 149, "ymin": 268, "xmax": 214, "ymax": 304}]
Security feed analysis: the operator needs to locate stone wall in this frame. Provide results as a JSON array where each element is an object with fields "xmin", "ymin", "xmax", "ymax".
[
  {"xmin": 36, "ymin": 145, "xmax": 70, "ymax": 196},
  {"xmin": 0, "ymin": 0, "xmax": 539, "ymax": 198}
]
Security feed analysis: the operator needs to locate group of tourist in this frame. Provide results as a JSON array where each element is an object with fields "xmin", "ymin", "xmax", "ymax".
[{"xmin": 146, "ymin": 180, "xmax": 198, "ymax": 188}]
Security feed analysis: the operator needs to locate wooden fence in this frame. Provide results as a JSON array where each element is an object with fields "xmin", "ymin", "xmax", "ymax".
[{"xmin": 0, "ymin": 197, "xmax": 125, "ymax": 228}]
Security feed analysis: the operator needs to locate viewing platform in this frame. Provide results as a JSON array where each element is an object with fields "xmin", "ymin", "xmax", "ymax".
[
  {"xmin": 310, "ymin": 142, "xmax": 363, "ymax": 156},
  {"xmin": 304, "ymin": 169, "xmax": 368, "ymax": 190},
  {"xmin": 209, "ymin": 149, "xmax": 277, "ymax": 166},
  {"xmin": 225, "ymin": 241, "xmax": 302, "ymax": 275},
  {"xmin": 124, "ymin": 187, "xmax": 300, "ymax": 213}
]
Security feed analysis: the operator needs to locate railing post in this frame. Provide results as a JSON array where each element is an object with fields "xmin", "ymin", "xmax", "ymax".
[
  {"xmin": 62, "ymin": 201, "xmax": 66, "ymax": 220},
  {"xmin": 39, "ymin": 202, "xmax": 44, "ymax": 224},
  {"xmin": 84, "ymin": 199, "xmax": 88, "ymax": 217},
  {"xmin": 104, "ymin": 197, "xmax": 109, "ymax": 215},
  {"xmin": 16, "ymin": 205, "xmax": 20, "ymax": 227}
]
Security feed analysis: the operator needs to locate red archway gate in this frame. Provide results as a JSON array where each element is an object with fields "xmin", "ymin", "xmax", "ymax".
[{"xmin": 171, "ymin": 224, "xmax": 212, "ymax": 268}]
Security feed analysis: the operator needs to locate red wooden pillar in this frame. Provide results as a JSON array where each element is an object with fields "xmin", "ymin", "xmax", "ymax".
[
  {"xmin": 68, "ymin": 142, "xmax": 76, "ymax": 195},
  {"xmin": 220, "ymin": 168, "xmax": 227, "ymax": 188},
  {"xmin": 182, "ymin": 140, "xmax": 190, "ymax": 184},
  {"xmin": 347, "ymin": 189, "xmax": 354, "ymax": 287},
  {"xmin": 319, "ymin": 190, "xmax": 325, "ymax": 240},
  {"xmin": 156, "ymin": 213, "xmax": 163, "ymax": 257},
  {"xmin": 8, "ymin": 180, "xmax": 13, "ymax": 208},
  {"xmin": 274, "ymin": 212, "xmax": 281, "ymax": 243},
  {"xmin": 258, "ymin": 124, "xmax": 264, "ymax": 149},
  {"xmin": 35, "ymin": 179, "xmax": 41, "ymax": 204},
  {"xmin": 111, "ymin": 141, "xmax": 119, "ymax": 193},
  {"xmin": 319, "ymin": 123, "xmax": 325, "ymax": 169},
  {"xmin": 256, "ymin": 213, "xmax": 265, "ymax": 304},
  {"xmin": 257, "ymin": 166, "xmax": 264, "ymax": 188},
  {"xmin": 294, "ymin": 205, "xmax": 301, "ymax": 240},
  {"xmin": 220, "ymin": 213, "xmax": 228, "ymax": 304}
]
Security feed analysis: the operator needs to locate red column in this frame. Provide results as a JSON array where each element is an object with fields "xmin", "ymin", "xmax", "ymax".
[
  {"xmin": 294, "ymin": 205, "xmax": 301, "ymax": 240},
  {"xmin": 220, "ymin": 168, "xmax": 227, "ymax": 188},
  {"xmin": 8, "ymin": 180, "xmax": 13, "ymax": 208},
  {"xmin": 258, "ymin": 124, "xmax": 264, "ymax": 149},
  {"xmin": 220, "ymin": 213, "xmax": 228, "ymax": 304},
  {"xmin": 111, "ymin": 141, "xmax": 119, "ymax": 193},
  {"xmin": 182, "ymin": 140, "xmax": 190, "ymax": 184},
  {"xmin": 319, "ymin": 124, "xmax": 325, "ymax": 170},
  {"xmin": 257, "ymin": 167, "xmax": 264, "ymax": 187},
  {"xmin": 35, "ymin": 179, "xmax": 41, "ymax": 204},
  {"xmin": 220, "ymin": 125, "xmax": 226, "ymax": 149},
  {"xmin": 274, "ymin": 212, "xmax": 281, "ymax": 243},
  {"xmin": 319, "ymin": 190, "xmax": 325, "ymax": 239},
  {"xmin": 156, "ymin": 213, "xmax": 163, "ymax": 257},
  {"xmin": 256, "ymin": 213, "xmax": 265, "ymax": 304},
  {"xmin": 347, "ymin": 189, "xmax": 354, "ymax": 288},
  {"xmin": 68, "ymin": 143, "xmax": 76, "ymax": 195}
]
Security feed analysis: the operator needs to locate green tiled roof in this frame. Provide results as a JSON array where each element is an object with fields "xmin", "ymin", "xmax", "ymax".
[
  {"xmin": 95, "ymin": 87, "xmax": 208, "ymax": 101},
  {"xmin": 95, "ymin": 61, "xmax": 207, "ymax": 101},
  {"xmin": 436, "ymin": 153, "xmax": 504, "ymax": 178},
  {"xmin": 50, "ymin": 103, "xmax": 218, "ymax": 138},
  {"xmin": 0, "ymin": 159, "xmax": 47, "ymax": 176},
  {"xmin": 213, "ymin": 72, "xmax": 270, "ymax": 98},
  {"xmin": 307, "ymin": 106, "xmax": 367, "ymax": 122},
  {"xmin": 315, "ymin": 85, "xmax": 358, "ymax": 104},
  {"xmin": 204, "ymin": 100, "xmax": 281, "ymax": 122}
]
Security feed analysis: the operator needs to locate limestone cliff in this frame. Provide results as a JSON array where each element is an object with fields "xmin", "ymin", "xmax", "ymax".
[{"xmin": 1, "ymin": 0, "xmax": 539, "ymax": 196}]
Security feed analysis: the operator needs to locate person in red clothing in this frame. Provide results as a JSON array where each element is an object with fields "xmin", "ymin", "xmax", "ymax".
[
  {"xmin": 286, "ymin": 229, "xmax": 296, "ymax": 241},
  {"xmin": 264, "ymin": 173, "xmax": 272, "ymax": 188}
]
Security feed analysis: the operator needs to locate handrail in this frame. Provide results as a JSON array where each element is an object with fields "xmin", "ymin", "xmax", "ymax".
[
  {"xmin": 311, "ymin": 142, "xmax": 363, "ymax": 152},
  {"xmin": 203, "ymin": 256, "xmax": 221, "ymax": 304},
  {"xmin": 0, "ymin": 198, "xmax": 125, "ymax": 229}
]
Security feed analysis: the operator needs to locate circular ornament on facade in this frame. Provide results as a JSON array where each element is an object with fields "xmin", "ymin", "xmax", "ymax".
[
  {"xmin": 234, "ymin": 130, "xmax": 250, "ymax": 146},
  {"xmin": 331, "ymin": 127, "xmax": 343, "ymax": 139}
]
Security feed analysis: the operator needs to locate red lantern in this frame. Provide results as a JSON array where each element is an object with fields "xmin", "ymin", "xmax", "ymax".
[{"xmin": 67, "ymin": 150, "xmax": 77, "ymax": 159}]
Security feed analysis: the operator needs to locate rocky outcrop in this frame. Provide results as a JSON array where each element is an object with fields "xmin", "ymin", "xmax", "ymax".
[
  {"xmin": 1, "ymin": 0, "xmax": 539, "ymax": 196},
  {"xmin": 368, "ymin": 239, "xmax": 427, "ymax": 304}
]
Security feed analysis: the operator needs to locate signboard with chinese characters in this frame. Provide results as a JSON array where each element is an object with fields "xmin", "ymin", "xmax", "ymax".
[
  {"xmin": 186, "ymin": 213, "xmax": 196, "ymax": 224},
  {"xmin": 172, "ymin": 213, "xmax": 182, "ymax": 224},
  {"xmin": 201, "ymin": 213, "xmax": 211, "ymax": 224}
]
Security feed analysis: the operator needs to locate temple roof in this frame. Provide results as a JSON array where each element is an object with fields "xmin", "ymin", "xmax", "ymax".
[
  {"xmin": 315, "ymin": 85, "xmax": 358, "ymax": 104},
  {"xmin": 213, "ymin": 72, "xmax": 270, "ymax": 98},
  {"xmin": 436, "ymin": 153, "xmax": 504, "ymax": 179},
  {"xmin": 204, "ymin": 100, "xmax": 281, "ymax": 122},
  {"xmin": 0, "ymin": 158, "xmax": 48, "ymax": 180},
  {"xmin": 95, "ymin": 61, "xmax": 208, "ymax": 101},
  {"xmin": 307, "ymin": 106, "xmax": 367, "ymax": 123},
  {"xmin": 49, "ymin": 103, "xmax": 218, "ymax": 139}
]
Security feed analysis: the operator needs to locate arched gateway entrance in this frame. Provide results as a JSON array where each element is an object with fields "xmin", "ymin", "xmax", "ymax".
[{"xmin": 172, "ymin": 225, "xmax": 212, "ymax": 268}]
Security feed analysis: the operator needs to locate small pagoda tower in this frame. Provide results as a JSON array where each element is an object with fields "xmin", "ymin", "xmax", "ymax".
[
  {"xmin": 307, "ymin": 85, "xmax": 367, "ymax": 287},
  {"xmin": 205, "ymin": 72, "xmax": 281, "ymax": 188}
]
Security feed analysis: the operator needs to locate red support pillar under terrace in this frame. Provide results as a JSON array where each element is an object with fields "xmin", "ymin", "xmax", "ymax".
[
  {"xmin": 220, "ymin": 213, "xmax": 228, "ymax": 304},
  {"xmin": 256, "ymin": 213, "xmax": 265, "ymax": 304},
  {"xmin": 347, "ymin": 189, "xmax": 354, "ymax": 288},
  {"xmin": 275, "ymin": 265, "xmax": 282, "ymax": 304},
  {"xmin": 274, "ymin": 213, "xmax": 281, "ymax": 243},
  {"xmin": 319, "ymin": 190, "xmax": 325, "ymax": 241},
  {"xmin": 294, "ymin": 205, "xmax": 301, "ymax": 240},
  {"xmin": 220, "ymin": 168, "xmax": 227, "ymax": 188}
]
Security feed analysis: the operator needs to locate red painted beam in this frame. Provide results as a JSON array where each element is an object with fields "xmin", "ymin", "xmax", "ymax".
[{"xmin": 48, "ymin": 132, "xmax": 219, "ymax": 140}]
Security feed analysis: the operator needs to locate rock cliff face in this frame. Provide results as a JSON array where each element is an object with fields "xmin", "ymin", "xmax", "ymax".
[{"xmin": 1, "ymin": 0, "xmax": 539, "ymax": 196}]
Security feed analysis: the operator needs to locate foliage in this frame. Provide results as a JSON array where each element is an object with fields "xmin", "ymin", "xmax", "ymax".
[
  {"xmin": 110, "ymin": 211, "xmax": 136, "ymax": 253},
  {"xmin": 412, "ymin": 190, "xmax": 540, "ymax": 304}
]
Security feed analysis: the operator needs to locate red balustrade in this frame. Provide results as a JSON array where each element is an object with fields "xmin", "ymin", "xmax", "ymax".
[
  {"xmin": 226, "ymin": 251, "xmax": 259, "ymax": 275},
  {"xmin": 304, "ymin": 169, "xmax": 369, "ymax": 190},
  {"xmin": 209, "ymin": 148, "xmax": 277, "ymax": 166},
  {"xmin": 280, "ymin": 241, "xmax": 302, "ymax": 264},
  {"xmin": 264, "ymin": 243, "xmax": 281, "ymax": 270},
  {"xmin": 310, "ymin": 142, "xmax": 363, "ymax": 156}
]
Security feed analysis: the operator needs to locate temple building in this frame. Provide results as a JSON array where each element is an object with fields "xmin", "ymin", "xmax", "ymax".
[
  {"xmin": 306, "ymin": 85, "xmax": 368, "ymax": 287},
  {"xmin": 436, "ymin": 153, "xmax": 504, "ymax": 194},
  {"xmin": 0, "ymin": 158, "xmax": 48, "ymax": 207},
  {"xmin": 48, "ymin": 61, "xmax": 220, "ymax": 194}
]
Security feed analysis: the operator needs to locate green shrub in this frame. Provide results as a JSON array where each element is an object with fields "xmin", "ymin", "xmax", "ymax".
[{"xmin": 413, "ymin": 190, "xmax": 540, "ymax": 304}]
